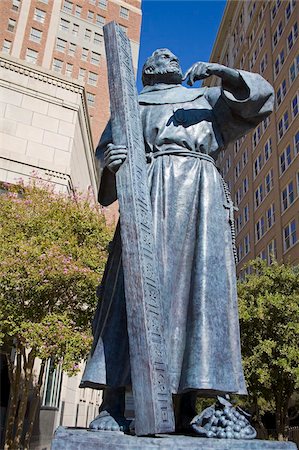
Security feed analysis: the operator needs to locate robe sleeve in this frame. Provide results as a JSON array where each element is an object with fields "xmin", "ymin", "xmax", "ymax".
[
  {"xmin": 206, "ymin": 69, "xmax": 274, "ymax": 147},
  {"xmin": 95, "ymin": 121, "xmax": 118, "ymax": 206}
]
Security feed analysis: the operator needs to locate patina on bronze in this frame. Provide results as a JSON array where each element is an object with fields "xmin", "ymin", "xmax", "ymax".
[
  {"xmin": 81, "ymin": 25, "xmax": 274, "ymax": 437},
  {"xmin": 101, "ymin": 22, "xmax": 175, "ymax": 436}
]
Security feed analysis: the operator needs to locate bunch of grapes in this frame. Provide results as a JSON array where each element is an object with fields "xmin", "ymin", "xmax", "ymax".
[{"xmin": 200, "ymin": 406, "xmax": 256, "ymax": 439}]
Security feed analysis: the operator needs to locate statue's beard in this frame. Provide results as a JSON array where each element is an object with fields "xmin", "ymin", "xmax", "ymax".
[{"xmin": 146, "ymin": 66, "xmax": 183, "ymax": 86}]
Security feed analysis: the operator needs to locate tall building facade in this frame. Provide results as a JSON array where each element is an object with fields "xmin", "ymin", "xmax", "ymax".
[
  {"xmin": 0, "ymin": 0, "xmax": 142, "ymax": 145},
  {"xmin": 205, "ymin": 0, "xmax": 299, "ymax": 275}
]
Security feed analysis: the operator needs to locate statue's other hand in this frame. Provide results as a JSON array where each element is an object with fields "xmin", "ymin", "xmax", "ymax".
[
  {"xmin": 104, "ymin": 143, "xmax": 127, "ymax": 173},
  {"xmin": 183, "ymin": 62, "xmax": 220, "ymax": 86}
]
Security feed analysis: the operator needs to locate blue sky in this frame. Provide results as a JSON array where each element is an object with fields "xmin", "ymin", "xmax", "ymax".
[{"xmin": 136, "ymin": 1, "xmax": 226, "ymax": 90}]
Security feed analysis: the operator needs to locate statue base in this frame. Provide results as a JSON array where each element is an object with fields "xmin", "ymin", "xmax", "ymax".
[{"xmin": 51, "ymin": 427, "xmax": 297, "ymax": 450}]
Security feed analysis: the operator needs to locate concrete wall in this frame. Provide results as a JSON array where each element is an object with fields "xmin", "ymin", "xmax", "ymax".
[{"xmin": 0, "ymin": 54, "xmax": 98, "ymax": 195}]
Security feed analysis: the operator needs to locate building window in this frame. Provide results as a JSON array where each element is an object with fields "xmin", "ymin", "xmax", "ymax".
[
  {"xmin": 284, "ymin": 219, "xmax": 297, "ymax": 251},
  {"xmin": 12, "ymin": 0, "xmax": 21, "ymax": 11},
  {"xmin": 285, "ymin": 1, "xmax": 295, "ymax": 22},
  {"xmin": 87, "ymin": 92, "xmax": 95, "ymax": 106},
  {"xmin": 91, "ymin": 51, "xmax": 100, "ymax": 65},
  {"xmin": 274, "ymin": 49, "xmax": 285, "ymax": 77},
  {"xmin": 287, "ymin": 22, "xmax": 298, "ymax": 52},
  {"xmin": 255, "ymin": 216, "xmax": 265, "ymax": 242},
  {"xmin": 235, "ymin": 187, "xmax": 242, "ymax": 206},
  {"xmin": 29, "ymin": 28, "xmax": 42, "ymax": 43},
  {"xmin": 72, "ymin": 23, "xmax": 79, "ymax": 36},
  {"xmin": 268, "ymin": 239, "xmax": 277, "ymax": 263},
  {"xmin": 280, "ymin": 144, "xmax": 292, "ymax": 174},
  {"xmin": 252, "ymin": 125, "xmax": 262, "ymax": 148},
  {"xmin": 260, "ymin": 53, "xmax": 268, "ymax": 74},
  {"xmin": 99, "ymin": 0, "xmax": 107, "ymax": 9},
  {"xmin": 264, "ymin": 138, "xmax": 272, "ymax": 161},
  {"xmin": 237, "ymin": 243, "xmax": 243, "ymax": 262},
  {"xmin": 68, "ymin": 42, "xmax": 76, "ymax": 56},
  {"xmin": 78, "ymin": 68, "xmax": 86, "ymax": 82},
  {"xmin": 278, "ymin": 111, "xmax": 289, "ymax": 139},
  {"xmin": 120, "ymin": 6, "xmax": 129, "ymax": 19},
  {"xmin": 243, "ymin": 176, "xmax": 249, "ymax": 194},
  {"xmin": 59, "ymin": 18, "xmax": 70, "ymax": 32},
  {"xmin": 282, "ymin": 181, "xmax": 294, "ymax": 211},
  {"xmin": 242, "ymin": 148, "xmax": 248, "ymax": 167},
  {"xmin": 63, "ymin": 0, "xmax": 73, "ymax": 13},
  {"xmin": 265, "ymin": 169, "xmax": 274, "ymax": 194},
  {"xmin": 236, "ymin": 214, "xmax": 242, "ymax": 234},
  {"xmin": 258, "ymin": 249, "xmax": 267, "ymax": 261},
  {"xmin": 52, "ymin": 58, "xmax": 63, "ymax": 73},
  {"xmin": 289, "ymin": 54, "xmax": 299, "ymax": 83},
  {"xmin": 88, "ymin": 71, "xmax": 98, "ymax": 86},
  {"xmin": 276, "ymin": 79, "xmax": 287, "ymax": 108},
  {"xmin": 8, "ymin": 19, "xmax": 16, "ymax": 32},
  {"xmin": 75, "ymin": 5, "xmax": 82, "ymax": 16},
  {"xmin": 294, "ymin": 131, "xmax": 299, "ymax": 155},
  {"xmin": 2, "ymin": 40, "xmax": 12, "ymax": 54},
  {"xmin": 87, "ymin": 10, "xmax": 94, "ymax": 21},
  {"xmin": 96, "ymin": 15, "xmax": 105, "ymax": 27},
  {"xmin": 262, "ymin": 116, "xmax": 270, "ymax": 133},
  {"xmin": 292, "ymin": 94, "xmax": 298, "ymax": 118},
  {"xmin": 94, "ymin": 32, "xmax": 102, "ymax": 45},
  {"xmin": 42, "ymin": 359, "xmax": 63, "ymax": 409},
  {"xmin": 244, "ymin": 234, "xmax": 250, "ymax": 255},
  {"xmin": 81, "ymin": 48, "xmax": 88, "ymax": 61},
  {"xmin": 55, "ymin": 38, "xmax": 66, "ymax": 52},
  {"xmin": 267, "ymin": 204, "xmax": 275, "ymax": 229},
  {"xmin": 243, "ymin": 204, "xmax": 249, "ymax": 223},
  {"xmin": 84, "ymin": 29, "xmax": 92, "ymax": 41},
  {"xmin": 34, "ymin": 8, "xmax": 46, "ymax": 23},
  {"xmin": 25, "ymin": 48, "xmax": 38, "ymax": 64},
  {"xmin": 255, "ymin": 184, "xmax": 263, "ymax": 208},
  {"xmin": 254, "ymin": 153, "xmax": 263, "ymax": 178},
  {"xmin": 272, "ymin": 20, "xmax": 283, "ymax": 49},
  {"xmin": 235, "ymin": 161, "xmax": 241, "ymax": 181},
  {"xmin": 65, "ymin": 63, "xmax": 73, "ymax": 77}
]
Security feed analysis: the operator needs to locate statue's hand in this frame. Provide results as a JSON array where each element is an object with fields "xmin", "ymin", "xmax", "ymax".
[
  {"xmin": 104, "ymin": 143, "xmax": 127, "ymax": 173},
  {"xmin": 182, "ymin": 62, "xmax": 217, "ymax": 86}
]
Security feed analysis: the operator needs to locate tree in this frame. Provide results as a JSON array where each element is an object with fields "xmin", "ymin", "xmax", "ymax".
[
  {"xmin": 238, "ymin": 259, "xmax": 299, "ymax": 441},
  {"xmin": 0, "ymin": 180, "xmax": 112, "ymax": 449}
]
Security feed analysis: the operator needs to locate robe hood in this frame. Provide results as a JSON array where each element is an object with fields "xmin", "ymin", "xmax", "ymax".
[{"xmin": 139, "ymin": 83, "xmax": 206, "ymax": 105}]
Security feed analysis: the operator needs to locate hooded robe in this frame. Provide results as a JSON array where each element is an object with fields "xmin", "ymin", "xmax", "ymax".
[{"xmin": 81, "ymin": 70, "xmax": 274, "ymax": 396}]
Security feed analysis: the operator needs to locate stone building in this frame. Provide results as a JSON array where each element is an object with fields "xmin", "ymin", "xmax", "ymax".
[
  {"xmin": 0, "ymin": 0, "xmax": 141, "ymax": 448},
  {"xmin": 204, "ymin": 0, "xmax": 299, "ymax": 275}
]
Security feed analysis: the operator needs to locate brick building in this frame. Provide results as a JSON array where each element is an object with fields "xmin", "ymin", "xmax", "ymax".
[{"xmin": 204, "ymin": 0, "xmax": 299, "ymax": 275}]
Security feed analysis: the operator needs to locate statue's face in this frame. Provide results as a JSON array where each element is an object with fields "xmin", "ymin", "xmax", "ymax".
[
  {"xmin": 142, "ymin": 48, "xmax": 183, "ymax": 86},
  {"xmin": 152, "ymin": 50, "xmax": 182, "ymax": 76}
]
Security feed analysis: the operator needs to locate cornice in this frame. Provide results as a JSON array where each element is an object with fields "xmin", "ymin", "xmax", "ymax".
[{"xmin": 0, "ymin": 54, "xmax": 84, "ymax": 94}]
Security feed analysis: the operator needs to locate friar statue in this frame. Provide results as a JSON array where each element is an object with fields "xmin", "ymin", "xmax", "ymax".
[{"xmin": 80, "ymin": 49, "xmax": 274, "ymax": 436}]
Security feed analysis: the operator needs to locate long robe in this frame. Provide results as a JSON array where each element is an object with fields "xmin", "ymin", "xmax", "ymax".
[{"xmin": 81, "ymin": 70, "xmax": 274, "ymax": 396}]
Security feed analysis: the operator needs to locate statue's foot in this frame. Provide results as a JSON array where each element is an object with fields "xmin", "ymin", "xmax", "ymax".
[
  {"xmin": 89, "ymin": 410, "xmax": 131, "ymax": 432},
  {"xmin": 190, "ymin": 396, "xmax": 257, "ymax": 439}
]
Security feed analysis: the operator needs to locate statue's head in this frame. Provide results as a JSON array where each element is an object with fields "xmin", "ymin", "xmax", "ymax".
[{"xmin": 142, "ymin": 48, "xmax": 183, "ymax": 87}]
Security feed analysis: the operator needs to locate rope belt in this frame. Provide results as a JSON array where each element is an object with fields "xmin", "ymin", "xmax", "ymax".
[
  {"xmin": 145, "ymin": 147, "xmax": 238, "ymax": 265},
  {"xmin": 146, "ymin": 149, "xmax": 216, "ymax": 165}
]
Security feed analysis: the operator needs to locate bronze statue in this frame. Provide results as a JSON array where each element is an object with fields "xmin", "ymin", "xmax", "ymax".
[{"xmin": 81, "ymin": 48, "xmax": 274, "ymax": 437}]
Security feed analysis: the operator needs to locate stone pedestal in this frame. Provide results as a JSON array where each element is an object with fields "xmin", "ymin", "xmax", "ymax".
[{"xmin": 51, "ymin": 427, "xmax": 297, "ymax": 450}]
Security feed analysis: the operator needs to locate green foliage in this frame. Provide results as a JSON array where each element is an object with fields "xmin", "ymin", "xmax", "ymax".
[
  {"xmin": 0, "ymin": 179, "xmax": 112, "ymax": 447},
  {"xmin": 238, "ymin": 258, "xmax": 299, "ymax": 437},
  {"xmin": 0, "ymin": 179, "xmax": 112, "ymax": 357}
]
